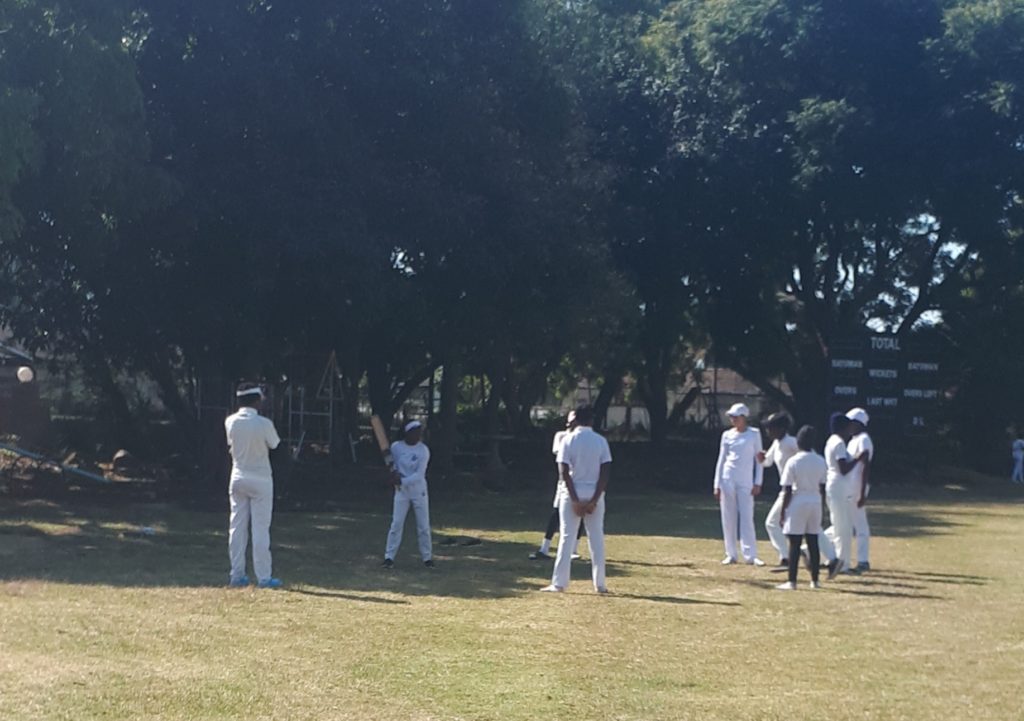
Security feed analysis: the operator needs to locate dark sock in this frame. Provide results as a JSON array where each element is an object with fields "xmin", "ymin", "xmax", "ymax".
[
  {"xmin": 787, "ymin": 535, "xmax": 802, "ymax": 585},
  {"xmin": 806, "ymin": 534, "xmax": 821, "ymax": 583},
  {"xmin": 544, "ymin": 509, "xmax": 559, "ymax": 540}
]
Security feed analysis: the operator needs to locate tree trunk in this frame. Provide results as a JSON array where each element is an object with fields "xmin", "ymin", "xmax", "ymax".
[
  {"xmin": 82, "ymin": 349, "xmax": 140, "ymax": 451},
  {"xmin": 593, "ymin": 370, "xmax": 624, "ymax": 431},
  {"xmin": 433, "ymin": 358, "xmax": 460, "ymax": 471}
]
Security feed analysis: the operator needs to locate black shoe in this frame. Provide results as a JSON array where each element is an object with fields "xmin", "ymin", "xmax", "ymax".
[
  {"xmin": 856, "ymin": 562, "xmax": 871, "ymax": 572},
  {"xmin": 381, "ymin": 558, "xmax": 394, "ymax": 569},
  {"xmin": 424, "ymin": 559, "xmax": 436, "ymax": 568},
  {"xmin": 529, "ymin": 550, "xmax": 552, "ymax": 560}
]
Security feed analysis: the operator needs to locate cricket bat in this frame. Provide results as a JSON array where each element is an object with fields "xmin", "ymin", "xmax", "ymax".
[{"xmin": 370, "ymin": 415, "xmax": 395, "ymax": 470}]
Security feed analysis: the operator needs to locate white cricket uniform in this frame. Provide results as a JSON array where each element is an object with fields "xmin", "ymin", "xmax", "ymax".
[
  {"xmin": 225, "ymin": 407, "xmax": 281, "ymax": 583},
  {"xmin": 713, "ymin": 427, "xmax": 764, "ymax": 563},
  {"xmin": 819, "ymin": 434, "xmax": 855, "ymax": 567},
  {"xmin": 1012, "ymin": 439, "xmax": 1024, "ymax": 483},
  {"xmin": 780, "ymin": 451, "xmax": 826, "ymax": 535},
  {"xmin": 762, "ymin": 434, "xmax": 800, "ymax": 561},
  {"xmin": 847, "ymin": 432, "xmax": 874, "ymax": 565},
  {"xmin": 551, "ymin": 427, "xmax": 612, "ymax": 590},
  {"xmin": 385, "ymin": 440, "xmax": 433, "ymax": 561}
]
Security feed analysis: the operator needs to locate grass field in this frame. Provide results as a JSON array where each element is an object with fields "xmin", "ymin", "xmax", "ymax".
[{"xmin": 2, "ymin": 485, "xmax": 1023, "ymax": 721}]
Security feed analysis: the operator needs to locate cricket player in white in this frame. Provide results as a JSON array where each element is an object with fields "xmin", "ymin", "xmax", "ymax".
[
  {"xmin": 758, "ymin": 413, "xmax": 800, "ymax": 568},
  {"xmin": 776, "ymin": 425, "xmax": 827, "ymax": 590},
  {"xmin": 225, "ymin": 383, "xmax": 282, "ymax": 589},
  {"xmin": 1012, "ymin": 434, "xmax": 1024, "ymax": 484},
  {"xmin": 845, "ymin": 408, "xmax": 873, "ymax": 571},
  {"xmin": 541, "ymin": 405, "xmax": 612, "ymax": 593},
  {"xmin": 529, "ymin": 411, "xmax": 583, "ymax": 560},
  {"xmin": 713, "ymin": 403, "xmax": 765, "ymax": 565},
  {"xmin": 383, "ymin": 421, "xmax": 434, "ymax": 568},
  {"xmin": 820, "ymin": 413, "xmax": 868, "ymax": 577}
]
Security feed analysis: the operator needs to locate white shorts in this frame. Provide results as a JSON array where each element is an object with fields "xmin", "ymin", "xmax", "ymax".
[{"xmin": 783, "ymin": 496, "xmax": 822, "ymax": 535}]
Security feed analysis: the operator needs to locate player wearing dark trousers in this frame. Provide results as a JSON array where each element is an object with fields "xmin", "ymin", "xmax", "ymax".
[
  {"xmin": 529, "ymin": 412, "xmax": 584, "ymax": 560},
  {"xmin": 777, "ymin": 426, "xmax": 827, "ymax": 591}
]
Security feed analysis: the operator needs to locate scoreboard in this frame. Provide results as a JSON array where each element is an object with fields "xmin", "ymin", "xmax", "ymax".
[{"xmin": 828, "ymin": 335, "xmax": 941, "ymax": 436}]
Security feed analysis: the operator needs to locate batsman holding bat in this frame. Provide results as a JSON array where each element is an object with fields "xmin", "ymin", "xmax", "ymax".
[{"xmin": 381, "ymin": 420, "xmax": 435, "ymax": 569}]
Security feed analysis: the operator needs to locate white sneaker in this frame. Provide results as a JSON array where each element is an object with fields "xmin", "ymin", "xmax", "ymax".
[
  {"xmin": 775, "ymin": 581, "xmax": 796, "ymax": 591},
  {"xmin": 809, "ymin": 581, "xmax": 821, "ymax": 589},
  {"xmin": 721, "ymin": 556, "xmax": 737, "ymax": 565},
  {"xmin": 539, "ymin": 585, "xmax": 564, "ymax": 593},
  {"xmin": 570, "ymin": 553, "xmax": 582, "ymax": 561},
  {"xmin": 750, "ymin": 558, "xmax": 766, "ymax": 567}
]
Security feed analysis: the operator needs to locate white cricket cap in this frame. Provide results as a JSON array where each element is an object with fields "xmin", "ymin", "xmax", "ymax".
[
  {"xmin": 846, "ymin": 407, "xmax": 870, "ymax": 426},
  {"xmin": 404, "ymin": 420, "xmax": 423, "ymax": 433},
  {"xmin": 726, "ymin": 403, "xmax": 750, "ymax": 417}
]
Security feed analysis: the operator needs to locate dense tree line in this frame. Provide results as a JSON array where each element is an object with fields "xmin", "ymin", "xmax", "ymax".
[{"xmin": 1, "ymin": 0, "xmax": 1021, "ymax": 470}]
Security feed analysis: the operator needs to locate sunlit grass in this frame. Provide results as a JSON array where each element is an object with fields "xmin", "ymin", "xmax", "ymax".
[{"xmin": 1, "ymin": 489, "xmax": 1022, "ymax": 720}]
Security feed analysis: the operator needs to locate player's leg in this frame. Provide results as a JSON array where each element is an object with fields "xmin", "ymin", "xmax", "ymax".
[
  {"xmin": 853, "ymin": 505, "xmax": 870, "ymax": 570},
  {"xmin": 531, "ymin": 508, "xmax": 560, "ymax": 559},
  {"xmin": 385, "ymin": 491, "xmax": 411, "ymax": 563},
  {"xmin": 228, "ymin": 480, "xmax": 252, "ymax": 585},
  {"xmin": 583, "ymin": 496, "xmax": 607, "ymax": 591},
  {"xmin": 805, "ymin": 533, "xmax": 821, "ymax": 585},
  {"xmin": 547, "ymin": 497, "xmax": 581, "ymax": 590},
  {"xmin": 737, "ymin": 487, "xmax": 760, "ymax": 564},
  {"xmin": 411, "ymin": 489, "xmax": 433, "ymax": 563},
  {"xmin": 719, "ymin": 484, "xmax": 739, "ymax": 562},
  {"xmin": 786, "ymin": 534, "xmax": 802, "ymax": 586},
  {"xmin": 249, "ymin": 479, "xmax": 275, "ymax": 584},
  {"xmin": 765, "ymin": 492, "xmax": 787, "ymax": 565}
]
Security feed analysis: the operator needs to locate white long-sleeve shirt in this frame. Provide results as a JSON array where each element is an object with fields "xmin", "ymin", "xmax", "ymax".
[
  {"xmin": 713, "ymin": 427, "xmax": 764, "ymax": 490},
  {"xmin": 225, "ymin": 407, "xmax": 281, "ymax": 482},
  {"xmin": 392, "ymin": 440, "xmax": 430, "ymax": 487}
]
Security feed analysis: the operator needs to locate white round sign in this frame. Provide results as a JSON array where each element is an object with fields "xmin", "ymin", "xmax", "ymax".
[{"xmin": 16, "ymin": 366, "xmax": 34, "ymax": 383}]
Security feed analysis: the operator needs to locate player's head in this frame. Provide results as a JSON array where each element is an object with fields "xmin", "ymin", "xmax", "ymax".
[
  {"xmin": 830, "ymin": 412, "xmax": 851, "ymax": 438},
  {"xmin": 765, "ymin": 412, "xmax": 791, "ymax": 440},
  {"xmin": 403, "ymin": 420, "xmax": 423, "ymax": 444},
  {"xmin": 795, "ymin": 425, "xmax": 817, "ymax": 451},
  {"xmin": 726, "ymin": 403, "xmax": 749, "ymax": 430},
  {"xmin": 845, "ymin": 407, "xmax": 869, "ymax": 435},
  {"xmin": 566, "ymin": 410, "xmax": 578, "ymax": 430},
  {"xmin": 573, "ymin": 404, "xmax": 594, "ymax": 427},
  {"xmin": 236, "ymin": 382, "xmax": 264, "ymax": 409}
]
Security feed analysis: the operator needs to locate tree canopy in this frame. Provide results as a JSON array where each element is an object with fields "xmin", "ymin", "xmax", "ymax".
[{"xmin": 1, "ymin": 0, "xmax": 1021, "ymax": 469}]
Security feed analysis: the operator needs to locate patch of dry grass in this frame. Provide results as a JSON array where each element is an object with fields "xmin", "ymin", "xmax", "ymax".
[{"xmin": 1, "ymin": 488, "xmax": 1022, "ymax": 720}]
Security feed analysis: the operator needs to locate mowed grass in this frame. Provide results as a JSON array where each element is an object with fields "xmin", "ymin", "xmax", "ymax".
[{"xmin": 1, "ymin": 486, "xmax": 1023, "ymax": 721}]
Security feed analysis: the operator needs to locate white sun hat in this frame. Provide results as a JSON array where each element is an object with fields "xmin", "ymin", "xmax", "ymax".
[{"xmin": 726, "ymin": 403, "xmax": 750, "ymax": 417}]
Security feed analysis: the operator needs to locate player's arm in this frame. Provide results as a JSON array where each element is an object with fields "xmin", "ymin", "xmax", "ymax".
[
  {"xmin": 780, "ymin": 486, "xmax": 793, "ymax": 524},
  {"xmin": 713, "ymin": 432, "xmax": 727, "ymax": 500},
  {"xmin": 836, "ymin": 446, "xmax": 860, "ymax": 476},
  {"xmin": 585, "ymin": 462, "xmax": 611, "ymax": 514},
  {"xmin": 751, "ymin": 430, "xmax": 764, "ymax": 495},
  {"xmin": 560, "ymin": 462, "xmax": 578, "ymax": 503},
  {"xmin": 857, "ymin": 453, "xmax": 871, "ymax": 507}
]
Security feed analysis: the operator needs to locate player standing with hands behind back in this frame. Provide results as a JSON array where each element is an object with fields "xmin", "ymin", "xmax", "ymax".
[
  {"xmin": 225, "ymin": 382, "xmax": 283, "ymax": 589},
  {"xmin": 541, "ymin": 405, "xmax": 612, "ymax": 594}
]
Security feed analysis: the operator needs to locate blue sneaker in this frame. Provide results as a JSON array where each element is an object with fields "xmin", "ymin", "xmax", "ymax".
[
  {"xmin": 257, "ymin": 578, "xmax": 283, "ymax": 589},
  {"xmin": 228, "ymin": 575, "xmax": 250, "ymax": 588}
]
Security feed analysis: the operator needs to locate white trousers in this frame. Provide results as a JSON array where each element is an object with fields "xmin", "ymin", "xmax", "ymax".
[
  {"xmin": 1013, "ymin": 455, "xmax": 1024, "ymax": 483},
  {"xmin": 823, "ymin": 482, "xmax": 855, "ymax": 567},
  {"xmin": 551, "ymin": 492, "xmax": 606, "ymax": 590},
  {"xmin": 764, "ymin": 491, "xmax": 787, "ymax": 562},
  {"xmin": 719, "ymin": 483, "xmax": 758, "ymax": 562},
  {"xmin": 385, "ymin": 482, "xmax": 432, "ymax": 561},
  {"xmin": 229, "ymin": 476, "xmax": 274, "ymax": 582}
]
